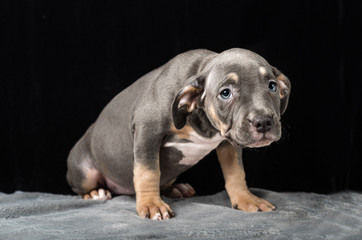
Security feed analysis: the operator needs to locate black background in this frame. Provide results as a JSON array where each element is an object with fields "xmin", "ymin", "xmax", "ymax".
[{"xmin": 2, "ymin": 0, "xmax": 362, "ymax": 196}]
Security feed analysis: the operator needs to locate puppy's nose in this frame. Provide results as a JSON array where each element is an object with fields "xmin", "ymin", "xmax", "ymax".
[{"xmin": 251, "ymin": 116, "xmax": 273, "ymax": 133}]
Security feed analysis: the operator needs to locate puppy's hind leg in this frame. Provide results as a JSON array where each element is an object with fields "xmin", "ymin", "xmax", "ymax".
[
  {"xmin": 67, "ymin": 156, "xmax": 112, "ymax": 200},
  {"xmin": 83, "ymin": 188, "xmax": 112, "ymax": 200},
  {"xmin": 66, "ymin": 138, "xmax": 111, "ymax": 201},
  {"xmin": 78, "ymin": 166, "xmax": 112, "ymax": 201}
]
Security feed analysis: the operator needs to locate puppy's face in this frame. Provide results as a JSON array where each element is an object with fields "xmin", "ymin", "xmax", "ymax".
[
  {"xmin": 203, "ymin": 60, "xmax": 290, "ymax": 148},
  {"xmin": 172, "ymin": 49, "xmax": 290, "ymax": 148}
]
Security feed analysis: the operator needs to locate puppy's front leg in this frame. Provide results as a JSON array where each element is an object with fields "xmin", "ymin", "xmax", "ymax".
[
  {"xmin": 216, "ymin": 141, "xmax": 275, "ymax": 212},
  {"xmin": 133, "ymin": 162, "xmax": 174, "ymax": 220},
  {"xmin": 133, "ymin": 125, "xmax": 174, "ymax": 220}
]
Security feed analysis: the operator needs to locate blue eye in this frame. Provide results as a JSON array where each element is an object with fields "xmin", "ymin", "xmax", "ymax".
[
  {"xmin": 268, "ymin": 80, "xmax": 278, "ymax": 92},
  {"xmin": 220, "ymin": 88, "xmax": 232, "ymax": 99}
]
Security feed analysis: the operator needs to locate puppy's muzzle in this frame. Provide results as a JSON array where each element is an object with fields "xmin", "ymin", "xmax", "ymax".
[
  {"xmin": 250, "ymin": 116, "xmax": 273, "ymax": 133},
  {"xmin": 241, "ymin": 112, "xmax": 281, "ymax": 148}
]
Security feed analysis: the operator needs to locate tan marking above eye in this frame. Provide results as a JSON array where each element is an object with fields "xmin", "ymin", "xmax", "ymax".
[
  {"xmin": 259, "ymin": 66, "xmax": 267, "ymax": 76},
  {"xmin": 227, "ymin": 72, "xmax": 239, "ymax": 83}
]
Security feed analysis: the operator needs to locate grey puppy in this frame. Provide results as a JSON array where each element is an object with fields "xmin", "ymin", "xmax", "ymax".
[{"xmin": 67, "ymin": 48, "xmax": 291, "ymax": 220}]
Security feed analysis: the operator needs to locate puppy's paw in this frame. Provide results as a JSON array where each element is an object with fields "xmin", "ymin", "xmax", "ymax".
[
  {"xmin": 231, "ymin": 191, "xmax": 275, "ymax": 212},
  {"xmin": 162, "ymin": 183, "xmax": 196, "ymax": 198},
  {"xmin": 82, "ymin": 188, "xmax": 112, "ymax": 200},
  {"xmin": 137, "ymin": 199, "xmax": 175, "ymax": 220}
]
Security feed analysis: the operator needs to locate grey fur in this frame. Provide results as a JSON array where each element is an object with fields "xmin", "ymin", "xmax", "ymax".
[{"xmin": 66, "ymin": 48, "xmax": 290, "ymax": 196}]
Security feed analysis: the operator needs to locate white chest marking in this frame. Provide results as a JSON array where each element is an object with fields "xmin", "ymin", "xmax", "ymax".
[{"xmin": 163, "ymin": 131, "xmax": 225, "ymax": 166}]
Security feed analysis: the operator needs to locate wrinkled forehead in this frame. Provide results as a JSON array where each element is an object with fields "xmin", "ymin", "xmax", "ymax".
[{"xmin": 206, "ymin": 61, "xmax": 273, "ymax": 91}]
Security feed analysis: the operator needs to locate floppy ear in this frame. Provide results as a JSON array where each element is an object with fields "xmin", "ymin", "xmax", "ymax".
[
  {"xmin": 171, "ymin": 75, "xmax": 205, "ymax": 129},
  {"xmin": 272, "ymin": 67, "xmax": 291, "ymax": 115}
]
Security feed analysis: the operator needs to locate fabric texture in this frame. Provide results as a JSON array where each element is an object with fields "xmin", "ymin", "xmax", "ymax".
[{"xmin": 1, "ymin": 189, "xmax": 362, "ymax": 239}]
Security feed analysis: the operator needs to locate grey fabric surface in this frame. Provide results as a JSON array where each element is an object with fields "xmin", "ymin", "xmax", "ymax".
[{"xmin": 1, "ymin": 189, "xmax": 362, "ymax": 239}]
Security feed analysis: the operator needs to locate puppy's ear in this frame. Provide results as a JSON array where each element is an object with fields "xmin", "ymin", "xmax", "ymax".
[
  {"xmin": 172, "ymin": 75, "xmax": 205, "ymax": 129},
  {"xmin": 272, "ymin": 67, "xmax": 291, "ymax": 115}
]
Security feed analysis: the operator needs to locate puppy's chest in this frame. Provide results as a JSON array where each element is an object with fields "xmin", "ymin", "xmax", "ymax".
[{"xmin": 162, "ymin": 128, "xmax": 224, "ymax": 166}]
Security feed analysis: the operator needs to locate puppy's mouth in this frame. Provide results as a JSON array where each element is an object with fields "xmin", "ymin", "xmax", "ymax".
[
  {"xmin": 244, "ymin": 134, "xmax": 275, "ymax": 148},
  {"xmin": 226, "ymin": 132, "xmax": 278, "ymax": 148}
]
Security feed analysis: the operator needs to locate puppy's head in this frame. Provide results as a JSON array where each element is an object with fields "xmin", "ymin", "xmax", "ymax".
[{"xmin": 172, "ymin": 48, "xmax": 291, "ymax": 148}]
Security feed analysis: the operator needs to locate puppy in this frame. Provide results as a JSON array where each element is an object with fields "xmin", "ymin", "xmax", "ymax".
[{"xmin": 67, "ymin": 48, "xmax": 291, "ymax": 220}]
